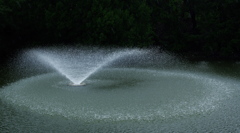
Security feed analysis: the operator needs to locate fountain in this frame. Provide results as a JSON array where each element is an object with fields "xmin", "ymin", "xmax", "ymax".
[
  {"xmin": 29, "ymin": 48, "xmax": 145, "ymax": 86},
  {"xmin": 0, "ymin": 47, "xmax": 240, "ymax": 132}
]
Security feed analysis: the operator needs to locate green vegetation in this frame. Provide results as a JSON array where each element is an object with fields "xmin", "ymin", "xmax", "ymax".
[{"xmin": 1, "ymin": 0, "xmax": 240, "ymax": 60}]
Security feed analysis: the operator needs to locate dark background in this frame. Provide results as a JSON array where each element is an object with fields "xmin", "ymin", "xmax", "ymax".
[{"xmin": 1, "ymin": 0, "xmax": 240, "ymax": 62}]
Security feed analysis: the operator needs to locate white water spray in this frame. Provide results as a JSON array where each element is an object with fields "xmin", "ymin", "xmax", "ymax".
[{"xmin": 31, "ymin": 48, "xmax": 145, "ymax": 85}]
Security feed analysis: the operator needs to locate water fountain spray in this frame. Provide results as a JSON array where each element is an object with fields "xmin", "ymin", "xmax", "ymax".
[{"xmin": 31, "ymin": 48, "xmax": 145, "ymax": 86}]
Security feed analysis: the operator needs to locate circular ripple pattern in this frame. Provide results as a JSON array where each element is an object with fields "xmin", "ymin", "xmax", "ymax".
[{"xmin": 0, "ymin": 68, "xmax": 233, "ymax": 122}]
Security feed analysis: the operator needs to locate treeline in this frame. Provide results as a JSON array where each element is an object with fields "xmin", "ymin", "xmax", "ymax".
[{"xmin": 1, "ymin": 0, "xmax": 240, "ymax": 60}]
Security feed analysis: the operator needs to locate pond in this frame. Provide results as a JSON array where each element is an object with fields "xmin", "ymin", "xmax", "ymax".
[{"xmin": 1, "ymin": 48, "xmax": 240, "ymax": 132}]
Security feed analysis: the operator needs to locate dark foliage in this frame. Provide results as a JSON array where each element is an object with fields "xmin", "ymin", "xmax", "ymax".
[{"xmin": 1, "ymin": 0, "xmax": 240, "ymax": 61}]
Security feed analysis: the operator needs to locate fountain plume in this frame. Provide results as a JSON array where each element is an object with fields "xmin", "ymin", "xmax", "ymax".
[{"xmin": 30, "ymin": 48, "xmax": 145, "ymax": 85}]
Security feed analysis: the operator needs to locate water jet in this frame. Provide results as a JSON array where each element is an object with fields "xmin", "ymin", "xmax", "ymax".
[{"xmin": 30, "ymin": 48, "xmax": 145, "ymax": 85}]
